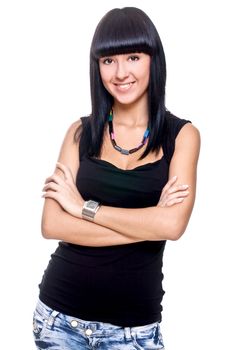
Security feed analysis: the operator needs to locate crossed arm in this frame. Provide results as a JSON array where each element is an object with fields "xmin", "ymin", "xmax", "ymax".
[{"xmin": 41, "ymin": 120, "xmax": 200, "ymax": 246}]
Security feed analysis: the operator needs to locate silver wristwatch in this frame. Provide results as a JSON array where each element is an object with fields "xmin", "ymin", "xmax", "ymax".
[{"xmin": 82, "ymin": 200, "xmax": 101, "ymax": 221}]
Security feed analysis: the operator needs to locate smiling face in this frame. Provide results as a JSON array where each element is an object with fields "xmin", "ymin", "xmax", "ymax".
[{"xmin": 99, "ymin": 52, "xmax": 151, "ymax": 107}]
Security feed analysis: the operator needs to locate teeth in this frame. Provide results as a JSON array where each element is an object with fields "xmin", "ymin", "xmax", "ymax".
[
  {"xmin": 119, "ymin": 84, "xmax": 130, "ymax": 88},
  {"xmin": 116, "ymin": 83, "xmax": 133, "ymax": 90}
]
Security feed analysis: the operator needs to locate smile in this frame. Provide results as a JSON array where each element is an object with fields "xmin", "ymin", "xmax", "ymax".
[{"xmin": 114, "ymin": 82, "xmax": 135, "ymax": 91}]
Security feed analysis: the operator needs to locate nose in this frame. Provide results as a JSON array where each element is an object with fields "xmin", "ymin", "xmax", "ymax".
[{"xmin": 115, "ymin": 61, "xmax": 129, "ymax": 80}]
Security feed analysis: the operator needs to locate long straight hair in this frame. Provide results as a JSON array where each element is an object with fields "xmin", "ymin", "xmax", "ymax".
[{"xmin": 75, "ymin": 7, "xmax": 167, "ymax": 160}]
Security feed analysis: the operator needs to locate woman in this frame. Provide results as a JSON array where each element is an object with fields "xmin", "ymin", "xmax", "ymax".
[{"xmin": 33, "ymin": 7, "xmax": 200, "ymax": 350}]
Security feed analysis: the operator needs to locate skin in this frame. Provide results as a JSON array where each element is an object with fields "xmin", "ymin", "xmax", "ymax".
[{"xmin": 41, "ymin": 52, "xmax": 200, "ymax": 246}]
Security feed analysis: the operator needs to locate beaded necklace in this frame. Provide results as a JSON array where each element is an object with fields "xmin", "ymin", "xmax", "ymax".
[{"xmin": 108, "ymin": 110, "xmax": 150, "ymax": 155}]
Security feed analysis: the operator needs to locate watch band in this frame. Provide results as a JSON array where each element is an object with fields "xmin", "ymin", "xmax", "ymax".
[{"xmin": 82, "ymin": 200, "xmax": 101, "ymax": 221}]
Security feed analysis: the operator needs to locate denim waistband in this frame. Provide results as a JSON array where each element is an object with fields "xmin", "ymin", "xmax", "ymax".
[{"xmin": 35, "ymin": 298, "xmax": 160, "ymax": 339}]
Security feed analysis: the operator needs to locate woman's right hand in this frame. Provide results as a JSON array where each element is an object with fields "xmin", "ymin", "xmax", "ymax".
[
  {"xmin": 157, "ymin": 176, "xmax": 189, "ymax": 208},
  {"xmin": 42, "ymin": 162, "xmax": 85, "ymax": 218}
]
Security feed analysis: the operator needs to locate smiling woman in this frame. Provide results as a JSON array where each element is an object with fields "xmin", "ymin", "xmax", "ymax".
[
  {"xmin": 99, "ymin": 53, "xmax": 151, "ymax": 106},
  {"xmin": 33, "ymin": 6, "xmax": 200, "ymax": 350}
]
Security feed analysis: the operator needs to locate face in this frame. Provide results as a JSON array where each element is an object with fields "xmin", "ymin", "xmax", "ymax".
[{"xmin": 99, "ymin": 52, "xmax": 151, "ymax": 106}]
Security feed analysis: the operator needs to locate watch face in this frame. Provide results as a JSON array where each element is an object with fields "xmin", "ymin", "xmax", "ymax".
[{"xmin": 88, "ymin": 200, "xmax": 97, "ymax": 209}]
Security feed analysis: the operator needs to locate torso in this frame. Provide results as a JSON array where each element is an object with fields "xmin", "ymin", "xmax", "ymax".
[
  {"xmin": 93, "ymin": 122, "xmax": 164, "ymax": 171},
  {"xmin": 38, "ymin": 112, "xmax": 191, "ymax": 327}
]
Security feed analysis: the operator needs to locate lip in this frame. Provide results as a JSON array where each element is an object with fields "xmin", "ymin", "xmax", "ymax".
[{"xmin": 113, "ymin": 81, "xmax": 136, "ymax": 92}]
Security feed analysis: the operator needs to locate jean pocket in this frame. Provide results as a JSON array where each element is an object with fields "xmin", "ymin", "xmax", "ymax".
[
  {"xmin": 132, "ymin": 323, "xmax": 165, "ymax": 350},
  {"xmin": 32, "ymin": 308, "xmax": 49, "ymax": 339}
]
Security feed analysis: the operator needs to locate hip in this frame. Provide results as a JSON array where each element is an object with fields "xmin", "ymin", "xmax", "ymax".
[{"xmin": 33, "ymin": 299, "xmax": 165, "ymax": 350}]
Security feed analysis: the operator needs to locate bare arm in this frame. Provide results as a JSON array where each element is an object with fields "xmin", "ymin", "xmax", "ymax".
[
  {"xmin": 43, "ymin": 208, "xmax": 143, "ymax": 246},
  {"xmin": 41, "ymin": 120, "xmax": 142, "ymax": 246},
  {"xmin": 94, "ymin": 123, "xmax": 200, "ymax": 241}
]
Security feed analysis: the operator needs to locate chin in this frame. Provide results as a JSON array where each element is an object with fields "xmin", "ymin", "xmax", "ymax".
[
  {"xmin": 112, "ymin": 94, "xmax": 139, "ymax": 106},
  {"xmin": 117, "ymin": 98, "xmax": 143, "ymax": 107}
]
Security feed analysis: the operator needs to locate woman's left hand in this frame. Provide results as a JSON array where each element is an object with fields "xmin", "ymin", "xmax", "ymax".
[{"xmin": 42, "ymin": 162, "xmax": 84, "ymax": 218}]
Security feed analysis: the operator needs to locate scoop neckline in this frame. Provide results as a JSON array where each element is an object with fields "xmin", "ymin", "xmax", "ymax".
[{"xmin": 86, "ymin": 154, "xmax": 165, "ymax": 172}]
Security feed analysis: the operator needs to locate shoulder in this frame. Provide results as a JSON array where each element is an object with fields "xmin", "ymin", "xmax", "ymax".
[
  {"xmin": 163, "ymin": 110, "xmax": 200, "ymax": 162},
  {"xmin": 64, "ymin": 116, "xmax": 90, "ymax": 144},
  {"xmin": 63, "ymin": 119, "xmax": 82, "ymax": 138},
  {"xmin": 70, "ymin": 119, "xmax": 82, "ymax": 133},
  {"xmin": 67, "ymin": 115, "xmax": 92, "ymax": 161},
  {"xmin": 177, "ymin": 121, "xmax": 200, "ymax": 141},
  {"xmin": 67, "ymin": 115, "xmax": 90, "ymax": 132},
  {"xmin": 175, "ymin": 122, "xmax": 201, "ymax": 159},
  {"xmin": 171, "ymin": 115, "xmax": 201, "ymax": 166}
]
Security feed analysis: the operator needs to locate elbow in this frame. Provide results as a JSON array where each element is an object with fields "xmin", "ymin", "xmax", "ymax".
[
  {"xmin": 149, "ymin": 215, "xmax": 186, "ymax": 241},
  {"xmin": 41, "ymin": 200, "xmax": 65, "ymax": 239},
  {"xmin": 41, "ymin": 216, "xmax": 57, "ymax": 239},
  {"xmin": 168, "ymin": 219, "xmax": 188, "ymax": 241},
  {"xmin": 41, "ymin": 220, "xmax": 52, "ymax": 239}
]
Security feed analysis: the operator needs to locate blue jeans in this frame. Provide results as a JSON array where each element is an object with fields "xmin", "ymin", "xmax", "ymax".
[{"xmin": 33, "ymin": 299, "xmax": 165, "ymax": 349}]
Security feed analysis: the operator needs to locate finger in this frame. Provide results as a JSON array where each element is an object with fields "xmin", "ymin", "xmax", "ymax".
[
  {"xmin": 42, "ymin": 182, "xmax": 59, "ymax": 192},
  {"xmin": 168, "ymin": 184, "xmax": 189, "ymax": 194},
  {"xmin": 42, "ymin": 191, "xmax": 59, "ymax": 200},
  {"xmin": 167, "ymin": 197, "xmax": 184, "ymax": 207},
  {"xmin": 56, "ymin": 162, "xmax": 74, "ymax": 182},
  {"xmin": 44, "ymin": 173, "xmax": 65, "ymax": 185},
  {"xmin": 161, "ymin": 175, "xmax": 178, "ymax": 193},
  {"xmin": 157, "ymin": 201, "xmax": 166, "ymax": 208},
  {"xmin": 167, "ymin": 190, "xmax": 189, "ymax": 201}
]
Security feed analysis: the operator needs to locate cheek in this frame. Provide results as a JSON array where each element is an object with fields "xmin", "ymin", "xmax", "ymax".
[
  {"xmin": 99, "ymin": 68, "xmax": 115, "ymax": 94},
  {"xmin": 99, "ymin": 65, "xmax": 110, "ymax": 84},
  {"xmin": 139, "ymin": 70, "xmax": 150, "ymax": 88},
  {"xmin": 102, "ymin": 81, "xmax": 111, "ymax": 94},
  {"xmin": 136, "ymin": 59, "xmax": 150, "ymax": 85}
]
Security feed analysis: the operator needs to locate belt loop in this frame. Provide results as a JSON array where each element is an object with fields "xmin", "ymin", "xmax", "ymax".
[
  {"xmin": 124, "ymin": 327, "xmax": 132, "ymax": 341},
  {"xmin": 47, "ymin": 311, "xmax": 59, "ymax": 326}
]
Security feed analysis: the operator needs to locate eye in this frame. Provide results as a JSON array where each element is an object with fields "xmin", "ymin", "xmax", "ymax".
[
  {"xmin": 102, "ymin": 58, "xmax": 113, "ymax": 65},
  {"xmin": 128, "ymin": 55, "xmax": 140, "ymax": 62}
]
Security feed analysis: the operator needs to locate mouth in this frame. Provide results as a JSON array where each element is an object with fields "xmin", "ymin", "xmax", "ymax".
[{"xmin": 113, "ymin": 81, "xmax": 136, "ymax": 91}]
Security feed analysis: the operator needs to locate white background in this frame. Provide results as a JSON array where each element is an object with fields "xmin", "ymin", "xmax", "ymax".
[{"xmin": 0, "ymin": 0, "xmax": 232, "ymax": 349}]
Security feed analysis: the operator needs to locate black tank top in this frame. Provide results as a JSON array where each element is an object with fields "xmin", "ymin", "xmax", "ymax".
[{"xmin": 39, "ymin": 111, "xmax": 191, "ymax": 327}]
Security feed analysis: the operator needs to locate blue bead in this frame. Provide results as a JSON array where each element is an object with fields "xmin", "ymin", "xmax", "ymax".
[{"xmin": 144, "ymin": 129, "xmax": 150, "ymax": 138}]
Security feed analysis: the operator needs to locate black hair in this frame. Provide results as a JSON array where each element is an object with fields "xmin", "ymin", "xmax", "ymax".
[{"xmin": 75, "ymin": 7, "xmax": 168, "ymax": 160}]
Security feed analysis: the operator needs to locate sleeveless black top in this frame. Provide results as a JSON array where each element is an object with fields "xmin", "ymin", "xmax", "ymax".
[{"xmin": 39, "ymin": 111, "xmax": 191, "ymax": 327}]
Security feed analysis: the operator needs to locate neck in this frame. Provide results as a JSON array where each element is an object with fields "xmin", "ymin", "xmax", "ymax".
[{"xmin": 112, "ymin": 100, "xmax": 149, "ymax": 127}]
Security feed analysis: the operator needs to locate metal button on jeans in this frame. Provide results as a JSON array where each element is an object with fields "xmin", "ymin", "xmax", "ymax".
[
  {"xmin": 33, "ymin": 320, "xmax": 39, "ymax": 334},
  {"xmin": 85, "ymin": 328, "xmax": 93, "ymax": 336},
  {"xmin": 70, "ymin": 320, "xmax": 78, "ymax": 328}
]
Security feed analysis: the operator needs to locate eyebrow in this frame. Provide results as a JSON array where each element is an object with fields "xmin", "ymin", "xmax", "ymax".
[{"xmin": 101, "ymin": 53, "xmax": 141, "ymax": 59}]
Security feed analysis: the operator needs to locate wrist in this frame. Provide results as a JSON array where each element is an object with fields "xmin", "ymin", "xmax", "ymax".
[
  {"xmin": 77, "ymin": 199, "xmax": 85, "ymax": 218},
  {"xmin": 82, "ymin": 199, "xmax": 101, "ymax": 221}
]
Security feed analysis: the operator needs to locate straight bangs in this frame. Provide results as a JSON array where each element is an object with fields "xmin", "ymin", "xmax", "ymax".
[{"xmin": 90, "ymin": 8, "xmax": 155, "ymax": 60}]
